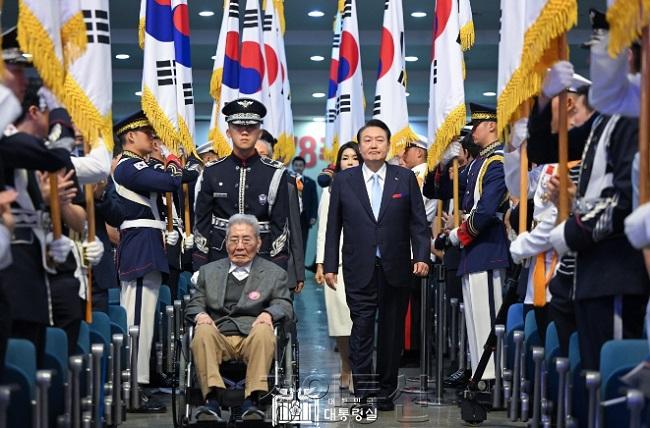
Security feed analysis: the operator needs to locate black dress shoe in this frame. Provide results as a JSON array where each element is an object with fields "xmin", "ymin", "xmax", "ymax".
[{"xmin": 444, "ymin": 368, "xmax": 470, "ymax": 388}]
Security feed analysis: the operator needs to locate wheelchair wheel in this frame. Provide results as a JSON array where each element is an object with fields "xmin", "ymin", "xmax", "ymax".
[{"xmin": 172, "ymin": 335, "xmax": 189, "ymax": 428}]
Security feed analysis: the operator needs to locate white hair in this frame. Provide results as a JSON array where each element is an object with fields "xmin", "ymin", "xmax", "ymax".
[{"xmin": 226, "ymin": 214, "xmax": 260, "ymax": 238}]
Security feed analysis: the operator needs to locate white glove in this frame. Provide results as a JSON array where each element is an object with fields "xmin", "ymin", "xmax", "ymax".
[
  {"xmin": 47, "ymin": 233, "xmax": 73, "ymax": 264},
  {"xmin": 183, "ymin": 233, "xmax": 194, "ymax": 250},
  {"xmin": 159, "ymin": 144, "xmax": 171, "ymax": 159},
  {"xmin": 441, "ymin": 141, "xmax": 462, "ymax": 166},
  {"xmin": 191, "ymin": 270, "xmax": 199, "ymax": 286},
  {"xmin": 448, "ymin": 228, "xmax": 460, "ymax": 247},
  {"xmin": 625, "ymin": 202, "xmax": 650, "ymax": 249},
  {"xmin": 82, "ymin": 239, "xmax": 105, "ymax": 266},
  {"xmin": 165, "ymin": 229, "xmax": 179, "ymax": 246},
  {"xmin": 510, "ymin": 118, "xmax": 529, "ymax": 150},
  {"xmin": 542, "ymin": 61, "xmax": 575, "ymax": 98}
]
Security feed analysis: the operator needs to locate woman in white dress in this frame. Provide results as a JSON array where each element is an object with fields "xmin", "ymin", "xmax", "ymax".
[{"xmin": 315, "ymin": 142, "xmax": 360, "ymax": 390}]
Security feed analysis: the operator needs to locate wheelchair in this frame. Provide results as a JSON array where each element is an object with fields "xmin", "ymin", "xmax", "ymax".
[{"xmin": 171, "ymin": 315, "xmax": 299, "ymax": 427}]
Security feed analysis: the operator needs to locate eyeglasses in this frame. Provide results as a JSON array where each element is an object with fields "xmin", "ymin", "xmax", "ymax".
[{"xmin": 227, "ymin": 237, "xmax": 256, "ymax": 246}]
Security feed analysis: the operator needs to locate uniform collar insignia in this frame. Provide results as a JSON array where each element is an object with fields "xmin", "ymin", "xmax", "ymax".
[
  {"xmin": 479, "ymin": 141, "xmax": 502, "ymax": 158},
  {"xmin": 122, "ymin": 150, "xmax": 145, "ymax": 161}
]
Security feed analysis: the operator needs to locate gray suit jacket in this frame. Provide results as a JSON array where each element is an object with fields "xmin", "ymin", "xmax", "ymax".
[{"xmin": 185, "ymin": 256, "xmax": 293, "ymax": 335}]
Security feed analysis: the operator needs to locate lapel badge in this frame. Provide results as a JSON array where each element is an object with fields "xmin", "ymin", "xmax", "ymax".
[
  {"xmin": 258, "ymin": 194, "xmax": 268, "ymax": 205},
  {"xmin": 248, "ymin": 290, "xmax": 261, "ymax": 301}
]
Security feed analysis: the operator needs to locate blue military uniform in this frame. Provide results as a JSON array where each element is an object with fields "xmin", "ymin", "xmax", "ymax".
[
  {"xmin": 112, "ymin": 111, "xmax": 182, "ymax": 387},
  {"xmin": 449, "ymin": 104, "xmax": 510, "ymax": 381},
  {"xmin": 193, "ymin": 98, "xmax": 290, "ymax": 270}
]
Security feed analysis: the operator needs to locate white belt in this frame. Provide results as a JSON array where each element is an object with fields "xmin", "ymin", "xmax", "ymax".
[{"xmin": 120, "ymin": 219, "xmax": 166, "ymax": 230}]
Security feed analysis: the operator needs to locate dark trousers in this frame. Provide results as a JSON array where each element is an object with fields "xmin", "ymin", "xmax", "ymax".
[
  {"xmin": 0, "ymin": 286, "xmax": 10, "ymax": 377},
  {"xmin": 300, "ymin": 219, "xmax": 310, "ymax": 257},
  {"xmin": 345, "ymin": 260, "xmax": 410, "ymax": 400},
  {"xmin": 50, "ymin": 274, "xmax": 85, "ymax": 356},
  {"xmin": 11, "ymin": 320, "xmax": 46, "ymax": 368},
  {"xmin": 575, "ymin": 294, "xmax": 648, "ymax": 371},
  {"xmin": 548, "ymin": 298, "xmax": 576, "ymax": 358}
]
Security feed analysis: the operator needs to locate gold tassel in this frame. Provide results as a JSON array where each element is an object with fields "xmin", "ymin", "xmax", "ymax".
[
  {"xmin": 210, "ymin": 68, "xmax": 223, "ymax": 105},
  {"xmin": 459, "ymin": 20, "xmax": 475, "ymax": 52},
  {"xmin": 138, "ymin": 17, "xmax": 145, "ymax": 50},
  {"xmin": 208, "ymin": 125, "xmax": 232, "ymax": 158},
  {"xmin": 496, "ymin": 0, "xmax": 577, "ymax": 138},
  {"xmin": 273, "ymin": 132, "xmax": 295, "ymax": 165},
  {"xmin": 427, "ymin": 103, "xmax": 466, "ymax": 169},
  {"xmin": 606, "ymin": 0, "xmax": 650, "ymax": 58},
  {"xmin": 60, "ymin": 11, "xmax": 87, "ymax": 68},
  {"xmin": 61, "ymin": 75, "xmax": 113, "ymax": 151},
  {"xmin": 177, "ymin": 116, "xmax": 198, "ymax": 158},
  {"xmin": 389, "ymin": 125, "xmax": 419, "ymax": 159},
  {"xmin": 141, "ymin": 86, "xmax": 180, "ymax": 155},
  {"xmin": 17, "ymin": 1, "xmax": 66, "ymax": 99},
  {"xmin": 274, "ymin": 0, "xmax": 286, "ymax": 35}
]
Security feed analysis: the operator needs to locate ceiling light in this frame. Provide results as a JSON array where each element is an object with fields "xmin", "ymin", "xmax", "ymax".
[
  {"xmin": 115, "ymin": 54, "xmax": 130, "ymax": 60},
  {"xmin": 483, "ymin": 91, "xmax": 497, "ymax": 97},
  {"xmin": 411, "ymin": 11, "xmax": 427, "ymax": 18},
  {"xmin": 22, "ymin": 53, "xmax": 32, "ymax": 59},
  {"xmin": 312, "ymin": 117, "xmax": 325, "ymax": 122},
  {"xmin": 308, "ymin": 10, "xmax": 324, "ymax": 18},
  {"xmin": 211, "ymin": 55, "xmax": 217, "ymax": 60},
  {"xmin": 405, "ymin": 56, "xmax": 418, "ymax": 62},
  {"xmin": 135, "ymin": 91, "xmax": 142, "ymax": 96},
  {"xmin": 198, "ymin": 10, "xmax": 214, "ymax": 17},
  {"xmin": 312, "ymin": 92, "xmax": 326, "ymax": 98},
  {"xmin": 405, "ymin": 92, "xmax": 410, "ymax": 97},
  {"xmin": 310, "ymin": 55, "xmax": 325, "ymax": 62}
]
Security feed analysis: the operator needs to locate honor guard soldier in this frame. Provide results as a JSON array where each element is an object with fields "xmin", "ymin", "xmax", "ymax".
[
  {"xmin": 447, "ymin": 104, "xmax": 510, "ymax": 383},
  {"xmin": 194, "ymin": 98, "xmax": 290, "ymax": 270},
  {"xmin": 112, "ymin": 111, "xmax": 182, "ymax": 412}
]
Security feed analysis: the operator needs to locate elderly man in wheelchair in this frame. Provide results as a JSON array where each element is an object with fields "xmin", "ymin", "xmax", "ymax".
[{"xmin": 185, "ymin": 213, "xmax": 293, "ymax": 422}]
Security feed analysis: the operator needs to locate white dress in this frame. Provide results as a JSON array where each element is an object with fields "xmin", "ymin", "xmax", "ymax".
[{"xmin": 316, "ymin": 189, "xmax": 353, "ymax": 337}]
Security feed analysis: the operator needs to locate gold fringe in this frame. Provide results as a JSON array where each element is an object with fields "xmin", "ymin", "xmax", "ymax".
[
  {"xmin": 389, "ymin": 125, "xmax": 419, "ymax": 159},
  {"xmin": 496, "ymin": 0, "xmax": 577, "ymax": 137},
  {"xmin": 177, "ymin": 116, "xmax": 198, "ymax": 158},
  {"xmin": 273, "ymin": 132, "xmax": 295, "ymax": 165},
  {"xmin": 17, "ymin": 1, "xmax": 66, "ymax": 99},
  {"xmin": 208, "ymin": 125, "xmax": 232, "ymax": 158},
  {"xmin": 338, "ymin": 0, "xmax": 345, "ymax": 13},
  {"xmin": 141, "ymin": 86, "xmax": 180, "ymax": 154},
  {"xmin": 606, "ymin": 0, "xmax": 650, "ymax": 58},
  {"xmin": 460, "ymin": 20, "xmax": 475, "ymax": 52},
  {"xmin": 61, "ymin": 74, "xmax": 113, "ymax": 151},
  {"xmin": 274, "ymin": 0, "xmax": 286, "ymax": 35},
  {"xmin": 138, "ymin": 17, "xmax": 145, "ymax": 50},
  {"xmin": 210, "ymin": 68, "xmax": 222, "ymax": 105},
  {"xmin": 427, "ymin": 103, "xmax": 466, "ymax": 169},
  {"xmin": 0, "ymin": 0, "xmax": 5, "ymax": 80},
  {"xmin": 60, "ymin": 11, "xmax": 87, "ymax": 68}
]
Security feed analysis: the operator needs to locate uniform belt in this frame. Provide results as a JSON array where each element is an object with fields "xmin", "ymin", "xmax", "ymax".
[
  {"xmin": 120, "ymin": 219, "xmax": 166, "ymax": 230},
  {"xmin": 211, "ymin": 216, "xmax": 271, "ymax": 233}
]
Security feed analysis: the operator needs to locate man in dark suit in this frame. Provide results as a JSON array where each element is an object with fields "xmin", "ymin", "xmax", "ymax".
[
  {"xmin": 292, "ymin": 156, "xmax": 318, "ymax": 256},
  {"xmin": 324, "ymin": 119, "xmax": 430, "ymax": 410}
]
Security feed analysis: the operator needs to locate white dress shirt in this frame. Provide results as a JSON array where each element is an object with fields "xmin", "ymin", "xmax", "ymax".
[
  {"xmin": 362, "ymin": 162, "xmax": 387, "ymax": 211},
  {"xmin": 229, "ymin": 261, "xmax": 252, "ymax": 281}
]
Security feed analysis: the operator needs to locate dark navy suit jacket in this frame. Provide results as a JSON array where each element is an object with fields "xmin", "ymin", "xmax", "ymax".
[{"xmin": 324, "ymin": 164, "xmax": 430, "ymax": 289}]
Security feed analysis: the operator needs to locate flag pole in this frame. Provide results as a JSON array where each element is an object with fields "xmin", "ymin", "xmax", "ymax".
[
  {"xmin": 452, "ymin": 159, "xmax": 460, "ymax": 227},
  {"xmin": 519, "ymin": 141, "xmax": 529, "ymax": 234},
  {"xmin": 165, "ymin": 193, "xmax": 174, "ymax": 232},
  {"xmin": 83, "ymin": 140, "xmax": 95, "ymax": 323},
  {"xmin": 639, "ymin": 26, "xmax": 650, "ymax": 205},
  {"xmin": 183, "ymin": 184, "xmax": 191, "ymax": 236},
  {"xmin": 50, "ymin": 175, "xmax": 62, "ymax": 239},
  {"xmin": 557, "ymin": 34, "xmax": 570, "ymax": 221}
]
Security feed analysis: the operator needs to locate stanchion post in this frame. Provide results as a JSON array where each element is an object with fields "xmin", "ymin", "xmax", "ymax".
[
  {"xmin": 493, "ymin": 325, "xmax": 505, "ymax": 409},
  {"xmin": 402, "ymin": 274, "xmax": 433, "ymax": 395},
  {"xmin": 510, "ymin": 330, "xmax": 524, "ymax": 420},
  {"xmin": 35, "ymin": 370, "xmax": 52, "ymax": 428},
  {"xmin": 459, "ymin": 303, "xmax": 466, "ymax": 372},
  {"xmin": 435, "ymin": 265, "xmax": 445, "ymax": 402},
  {"xmin": 112, "ymin": 334, "xmax": 123, "ymax": 425},
  {"xmin": 449, "ymin": 298, "xmax": 458, "ymax": 364},
  {"xmin": 531, "ymin": 347, "xmax": 545, "ymax": 427},
  {"xmin": 128, "ymin": 326, "xmax": 140, "ymax": 410},
  {"xmin": 70, "ymin": 356, "xmax": 84, "ymax": 428},
  {"xmin": 555, "ymin": 357, "xmax": 569, "ymax": 428},
  {"xmin": 585, "ymin": 371, "xmax": 601, "ymax": 428},
  {"xmin": 626, "ymin": 389, "xmax": 644, "ymax": 428}
]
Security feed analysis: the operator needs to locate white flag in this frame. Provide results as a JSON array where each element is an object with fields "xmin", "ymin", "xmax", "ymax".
[
  {"xmin": 60, "ymin": 0, "xmax": 87, "ymax": 67},
  {"xmin": 335, "ymin": 0, "xmax": 364, "ymax": 145},
  {"xmin": 458, "ymin": 0, "xmax": 474, "ymax": 52},
  {"xmin": 17, "ymin": 0, "xmax": 65, "ymax": 98},
  {"xmin": 141, "ymin": 0, "xmax": 180, "ymax": 153},
  {"xmin": 262, "ymin": 0, "xmax": 284, "ymax": 145},
  {"xmin": 496, "ymin": 0, "xmax": 577, "ymax": 134},
  {"xmin": 324, "ymin": 10, "xmax": 342, "ymax": 162},
  {"xmin": 239, "ymin": 0, "xmax": 268, "ymax": 104},
  {"xmin": 427, "ymin": 0, "xmax": 465, "ymax": 167},
  {"xmin": 208, "ymin": 0, "xmax": 240, "ymax": 157},
  {"xmin": 373, "ymin": 0, "xmax": 416, "ymax": 156},
  {"xmin": 171, "ymin": 0, "xmax": 195, "ymax": 154},
  {"xmin": 61, "ymin": 0, "xmax": 113, "ymax": 152},
  {"xmin": 277, "ymin": 3, "xmax": 294, "ymax": 165}
]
